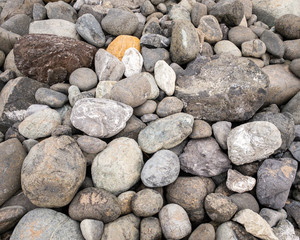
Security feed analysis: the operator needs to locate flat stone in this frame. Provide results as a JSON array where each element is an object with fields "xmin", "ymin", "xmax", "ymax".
[
  {"xmin": 76, "ymin": 135, "xmax": 106, "ymax": 154},
  {"xmin": 227, "ymin": 121, "xmax": 282, "ymax": 165},
  {"xmin": 70, "ymin": 98, "xmax": 133, "ymax": 138},
  {"xmin": 260, "ymin": 30, "xmax": 285, "ymax": 58},
  {"xmin": 10, "ymin": 208, "xmax": 84, "ymax": 240},
  {"xmin": 140, "ymin": 217, "xmax": 162, "ymax": 240},
  {"xmin": 21, "ymin": 136, "xmax": 86, "ymax": 207},
  {"xmin": 68, "ymin": 187, "xmax": 121, "ymax": 222},
  {"xmin": 138, "ymin": 113, "xmax": 194, "ymax": 154},
  {"xmin": 198, "ymin": 15, "xmax": 223, "ymax": 44},
  {"xmin": 122, "ymin": 47, "xmax": 143, "ymax": 77},
  {"xmin": 134, "ymin": 100, "xmax": 157, "ymax": 117},
  {"xmin": 154, "ymin": 60, "xmax": 176, "ymax": 96},
  {"xmin": 91, "ymin": 137, "xmax": 143, "ymax": 195},
  {"xmin": 214, "ymin": 40, "xmax": 242, "ymax": 56},
  {"xmin": 80, "ymin": 219, "xmax": 104, "ymax": 240},
  {"xmin": 69, "ymin": 68, "xmax": 98, "ymax": 91},
  {"xmin": 45, "ymin": 1, "xmax": 77, "ymax": 23},
  {"xmin": 141, "ymin": 47, "xmax": 170, "ymax": 73},
  {"xmin": 35, "ymin": 87, "xmax": 68, "ymax": 108},
  {"xmin": 1, "ymin": 14, "xmax": 31, "ymax": 36},
  {"xmin": 226, "ymin": 169, "xmax": 256, "ymax": 193},
  {"xmin": 0, "ymin": 206, "xmax": 27, "ymax": 234},
  {"xmin": 180, "ymin": 137, "xmax": 231, "ymax": 177},
  {"xmin": 141, "ymin": 150, "xmax": 180, "ymax": 187}
]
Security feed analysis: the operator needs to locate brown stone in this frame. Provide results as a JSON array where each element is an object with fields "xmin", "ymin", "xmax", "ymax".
[
  {"xmin": 14, "ymin": 34, "xmax": 97, "ymax": 85},
  {"xmin": 0, "ymin": 206, "xmax": 27, "ymax": 234}
]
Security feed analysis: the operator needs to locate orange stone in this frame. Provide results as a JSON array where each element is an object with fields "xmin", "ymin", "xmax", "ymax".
[{"xmin": 106, "ymin": 35, "xmax": 141, "ymax": 61}]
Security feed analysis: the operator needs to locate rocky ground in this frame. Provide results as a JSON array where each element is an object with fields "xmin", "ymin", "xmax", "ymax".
[{"xmin": 0, "ymin": 0, "xmax": 300, "ymax": 239}]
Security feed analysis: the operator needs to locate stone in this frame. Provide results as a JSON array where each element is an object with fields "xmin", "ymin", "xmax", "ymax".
[
  {"xmin": 118, "ymin": 191, "xmax": 136, "ymax": 215},
  {"xmin": 154, "ymin": 60, "xmax": 176, "ymax": 96},
  {"xmin": 140, "ymin": 33, "xmax": 170, "ymax": 48},
  {"xmin": 1, "ymin": 14, "xmax": 31, "ymax": 36},
  {"xmin": 35, "ymin": 87, "xmax": 68, "ymax": 108},
  {"xmin": 122, "ymin": 48, "xmax": 143, "ymax": 77},
  {"xmin": 141, "ymin": 72, "xmax": 160, "ymax": 100},
  {"xmin": 21, "ymin": 136, "xmax": 86, "ymax": 207},
  {"xmin": 107, "ymin": 35, "xmax": 140, "ymax": 61},
  {"xmin": 156, "ymin": 96, "xmax": 183, "ymax": 118},
  {"xmin": 166, "ymin": 176, "xmax": 215, "ymax": 223},
  {"xmin": 180, "ymin": 137, "xmax": 231, "ymax": 177},
  {"xmin": 0, "ymin": 139, "xmax": 27, "ymax": 206},
  {"xmin": 256, "ymin": 158, "xmax": 297, "ymax": 209},
  {"xmin": 0, "ymin": 206, "xmax": 27, "ymax": 234},
  {"xmin": 212, "ymin": 121, "xmax": 231, "ymax": 150},
  {"xmin": 284, "ymin": 200, "xmax": 300, "ymax": 229},
  {"xmin": 101, "ymin": 8, "xmax": 138, "ymax": 36},
  {"xmin": 229, "ymin": 193, "xmax": 260, "ymax": 213},
  {"xmin": 69, "ymin": 68, "xmax": 98, "ymax": 91},
  {"xmin": 170, "ymin": 19, "xmax": 201, "ymax": 65},
  {"xmin": 3, "ymin": 50, "xmax": 24, "ymax": 77},
  {"xmin": 0, "ymin": 50, "xmax": 4, "ymax": 68},
  {"xmin": 226, "ymin": 169, "xmax": 256, "ymax": 193},
  {"xmin": 241, "ymin": 39, "xmax": 266, "ymax": 58},
  {"xmin": 14, "ymin": 34, "xmax": 96, "ymax": 85},
  {"xmin": 189, "ymin": 223, "xmax": 215, "ymax": 240},
  {"xmin": 78, "ymin": 4, "xmax": 108, "ymax": 23},
  {"xmin": 156, "ymin": 3, "xmax": 167, "ymax": 13},
  {"xmin": 141, "ymin": 47, "xmax": 170, "ymax": 73},
  {"xmin": 95, "ymin": 49, "xmax": 125, "ymax": 82},
  {"xmin": 141, "ymin": 0, "xmax": 155, "ymax": 16},
  {"xmin": 134, "ymin": 100, "xmax": 157, "ymax": 117},
  {"xmin": 191, "ymin": 2, "xmax": 207, "ymax": 27},
  {"xmin": 228, "ymin": 26, "xmax": 257, "ymax": 47},
  {"xmin": 68, "ymin": 187, "xmax": 121, "ymax": 222},
  {"xmin": 284, "ymin": 40, "xmax": 300, "ymax": 60},
  {"xmin": 95, "ymin": 81, "xmax": 117, "ymax": 98},
  {"xmin": 233, "ymin": 209, "xmax": 278, "ymax": 240},
  {"xmin": 209, "ymin": 0, "xmax": 244, "ymax": 27},
  {"xmin": 169, "ymin": 5, "xmax": 190, "ymax": 21},
  {"xmin": 214, "ymin": 40, "xmax": 242, "ymax": 56},
  {"xmin": 159, "ymin": 204, "xmax": 192, "ymax": 240},
  {"xmin": 80, "ymin": 219, "xmax": 104, "ymax": 240},
  {"xmin": 76, "ymin": 13, "xmax": 106, "ymax": 48},
  {"xmin": 0, "ymin": 70, "xmax": 16, "ymax": 84},
  {"xmin": 275, "ymin": 14, "xmax": 300, "ymax": 40},
  {"xmin": 51, "ymin": 124, "xmax": 72, "ymax": 136},
  {"xmin": 227, "ymin": 121, "xmax": 282, "ymax": 165},
  {"xmin": 189, "ymin": 119, "xmax": 212, "ymax": 139},
  {"xmin": 141, "ymin": 114, "xmax": 159, "ymax": 123},
  {"xmin": 92, "ymin": 137, "xmax": 143, "ymax": 195},
  {"xmin": 260, "ymin": 30, "xmax": 285, "ymax": 58},
  {"xmin": 0, "ymin": 27, "xmax": 20, "ymax": 55},
  {"xmin": 33, "ymin": 3, "xmax": 47, "ymax": 21},
  {"xmin": 260, "ymin": 208, "xmax": 287, "ymax": 227},
  {"xmin": 101, "ymin": 214, "xmax": 140, "ymax": 240},
  {"xmin": 140, "ymin": 217, "xmax": 162, "ymax": 240},
  {"xmin": 76, "ymin": 135, "xmax": 106, "ymax": 154},
  {"xmin": 45, "ymin": 1, "xmax": 77, "ymax": 23},
  {"xmin": 198, "ymin": 15, "xmax": 223, "ymax": 44},
  {"xmin": 70, "ymin": 98, "xmax": 132, "ymax": 138},
  {"xmin": 282, "ymin": 91, "xmax": 300, "ymax": 125},
  {"xmin": 252, "ymin": 0, "xmax": 300, "ymax": 27},
  {"xmin": 273, "ymin": 219, "xmax": 299, "ymax": 240},
  {"xmin": 141, "ymin": 150, "xmax": 180, "ymax": 188},
  {"xmin": 131, "ymin": 189, "xmax": 163, "ymax": 217},
  {"xmin": 68, "ymin": 86, "xmax": 94, "ymax": 107},
  {"xmin": 108, "ymin": 73, "xmax": 151, "ymax": 108},
  {"xmin": 138, "ymin": 113, "xmax": 194, "ymax": 154},
  {"xmin": 10, "ymin": 208, "xmax": 84, "ymax": 240},
  {"xmin": 290, "ymin": 59, "xmax": 300, "ymax": 78}
]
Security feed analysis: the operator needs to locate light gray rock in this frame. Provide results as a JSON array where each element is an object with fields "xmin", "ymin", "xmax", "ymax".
[
  {"xmin": 226, "ymin": 169, "xmax": 256, "ymax": 193},
  {"xmin": 169, "ymin": 5, "xmax": 190, "ymax": 21},
  {"xmin": 156, "ymin": 96, "xmax": 183, "ymax": 118},
  {"xmin": 227, "ymin": 121, "xmax": 282, "ymax": 165},
  {"xmin": 122, "ymin": 47, "xmax": 143, "ymax": 77},
  {"xmin": 260, "ymin": 208, "xmax": 287, "ymax": 227},
  {"xmin": 70, "ymin": 98, "xmax": 133, "ymax": 138},
  {"xmin": 212, "ymin": 121, "xmax": 231, "ymax": 150},
  {"xmin": 242, "ymin": 39, "xmax": 266, "ymax": 58},
  {"xmin": 45, "ymin": 0, "xmax": 77, "ymax": 23},
  {"xmin": 216, "ymin": 221, "xmax": 258, "ymax": 240},
  {"xmin": 80, "ymin": 219, "xmax": 104, "ymax": 240},
  {"xmin": 141, "ymin": 150, "xmax": 180, "ymax": 187},
  {"xmin": 91, "ymin": 137, "xmax": 143, "ymax": 195},
  {"xmin": 134, "ymin": 100, "xmax": 157, "ymax": 117},
  {"xmin": 69, "ymin": 68, "xmax": 98, "ymax": 91},
  {"xmin": 154, "ymin": 60, "xmax": 176, "ymax": 96},
  {"xmin": 284, "ymin": 39, "xmax": 300, "ymax": 60},
  {"xmin": 35, "ymin": 87, "xmax": 68, "ymax": 108},
  {"xmin": 290, "ymin": 59, "xmax": 300, "ymax": 78},
  {"xmin": 189, "ymin": 223, "xmax": 215, "ymax": 240},
  {"xmin": 141, "ymin": 72, "xmax": 159, "ymax": 100},
  {"xmin": 191, "ymin": 2, "xmax": 207, "ymax": 27},
  {"xmin": 33, "ymin": 3, "xmax": 47, "ymax": 21},
  {"xmin": 138, "ymin": 113, "xmax": 194, "ymax": 154}
]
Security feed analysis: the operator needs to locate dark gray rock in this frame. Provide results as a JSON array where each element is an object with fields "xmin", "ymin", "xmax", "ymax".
[
  {"xmin": 198, "ymin": 15, "xmax": 223, "ymax": 44},
  {"xmin": 275, "ymin": 14, "xmax": 300, "ymax": 40},
  {"xmin": 256, "ymin": 158, "xmax": 297, "ymax": 209},
  {"xmin": 290, "ymin": 59, "xmax": 300, "ymax": 78},
  {"xmin": 0, "ymin": 69, "xmax": 16, "ymax": 83},
  {"xmin": 2, "ymin": 191, "xmax": 38, "ymax": 212},
  {"xmin": 140, "ymin": 0, "xmax": 156, "ymax": 16},
  {"xmin": 1, "ymin": 14, "xmax": 31, "ymax": 36},
  {"xmin": 289, "ymin": 142, "xmax": 300, "ymax": 161},
  {"xmin": 179, "ymin": 137, "xmax": 231, "ymax": 177},
  {"xmin": 115, "ymin": 115, "xmax": 146, "ymax": 141},
  {"xmin": 156, "ymin": 97, "xmax": 183, "ymax": 118},
  {"xmin": 45, "ymin": 1, "xmax": 77, "ymax": 23},
  {"xmin": 141, "ymin": 47, "xmax": 170, "ymax": 72},
  {"xmin": 76, "ymin": 135, "xmax": 107, "ymax": 154},
  {"xmin": 0, "ymin": 206, "xmax": 26, "ymax": 234},
  {"xmin": 140, "ymin": 33, "xmax": 170, "ymax": 48},
  {"xmin": 35, "ymin": 87, "xmax": 68, "ymax": 108},
  {"xmin": 175, "ymin": 55, "xmax": 269, "ymax": 122},
  {"xmin": 229, "ymin": 193, "xmax": 260, "ymax": 213},
  {"xmin": 260, "ymin": 30, "xmax": 285, "ymax": 58}
]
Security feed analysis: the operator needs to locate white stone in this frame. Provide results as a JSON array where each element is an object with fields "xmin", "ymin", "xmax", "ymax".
[
  {"xmin": 95, "ymin": 81, "xmax": 117, "ymax": 98},
  {"xmin": 122, "ymin": 47, "xmax": 143, "ymax": 77},
  {"xmin": 154, "ymin": 60, "xmax": 176, "ymax": 96},
  {"xmin": 214, "ymin": 40, "xmax": 242, "ymax": 57},
  {"xmin": 29, "ymin": 19, "xmax": 80, "ymax": 39},
  {"xmin": 80, "ymin": 219, "xmax": 104, "ymax": 240},
  {"xmin": 226, "ymin": 169, "xmax": 256, "ymax": 193}
]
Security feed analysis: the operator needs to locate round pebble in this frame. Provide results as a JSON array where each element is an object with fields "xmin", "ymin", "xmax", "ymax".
[{"xmin": 69, "ymin": 68, "xmax": 98, "ymax": 91}]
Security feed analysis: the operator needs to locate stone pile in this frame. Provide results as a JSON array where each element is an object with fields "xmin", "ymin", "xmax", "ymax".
[{"xmin": 0, "ymin": 0, "xmax": 300, "ymax": 239}]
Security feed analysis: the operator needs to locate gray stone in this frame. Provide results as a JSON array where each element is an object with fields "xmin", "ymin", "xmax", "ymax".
[
  {"xmin": 228, "ymin": 26, "xmax": 257, "ymax": 47},
  {"xmin": 77, "ymin": 135, "xmax": 107, "ymax": 154},
  {"xmin": 92, "ymin": 137, "xmax": 143, "ymax": 195},
  {"xmin": 260, "ymin": 30, "xmax": 285, "ymax": 58},
  {"xmin": 101, "ymin": 8, "xmax": 138, "ymax": 36},
  {"xmin": 212, "ymin": 121, "xmax": 231, "ymax": 150},
  {"xmin": 168, "ymin": 4, "xmax": 190, "ymax": 21},
  {"xmin": 95, "ymin": 49, "xmax": 125, "ymax": 82},
  {"xmin": 229, "ymin": 193, "xmax": 260, "ymax": 213},
  {"xmin": 189, "ymin": 223, "xmax": 215, "ymax": 240},
  {"xmin": 140, "ymin": 0, "xmax": 155, "ymax": 16},
  {"xmin": 227, "ymin": 121, "xmax": 282, "ymax": 165},
  {"xmin": 216, "ymin": 221, "xmax": 258, "ymax": 240},
  {"xmin": 156, "ymin": 96, "xmax": 183, "ymax": 118},
  {"xmin": 70, "ymin": 98, "xmax": 133, "ymax": 138},
  {"xmin": 226, "ymin": 169, "xmax": 256, "ymax": 193},
  {"xmin": 80, "ymin": 219, "xmax": 104, "ymax": 240},
  {"xmin": 35, "ymin": 87, "xmax": 68, "ymax": 108},
  {"xmin": 45, "ymin": 1, "xmax": 77, "ymax": 23},
  {"xmin": 21, "ymin": 136, "xmax": 86, "ymax": 207},
  {"xmin": 140, "ymin": 217, "xmax": 162, "ymax": 240},
  {"xmin": 10, "ymin": 208, "xmax": 84, "ymax": 240},
  {"xmin": 242, "ymin": 39, "xmax": 266, "ymax": 58},
  {"xmin": 141, "ymin": 114, "xmax": 158, "ymax": 123},
  {"xmin": 95, "ymin": 81, "xmax": 116, "ymax": 98},
  {"xmin": 140, "ymin": 33, "xmax": 170, "ymax": 48},
  {"xmin": 122, "ymin": 48, "xmax": 143, "ymax": 77},
  {"xmin": 134, "ymin": 100, "xmax": 157, "ymax": 117},
  {"xmin": 25, "ymin": 104, "xmax": 49, "ymax": 117},
  {"xmin": 117, "ymin": 191, "xmax": 136, "ymax": 216},
  {"xmin": 0, "ymin": 138, "xmax": 27, "ymax": 206},
  {"xmin": 154, "ymin": 60, "xmax": 176, "ymax": 96},
  {"xmin": 141, "ymin": 47, "xmax": 170, "ymax": 73},
  {"xmin": 189, "ymin": 119, "xmax": 212, "ymax": 139},
  {"xmin": 275, "ymin": 14, "xmax": 300, "ymax": 40},
  {"xmin": 273, "ymin": 219, "xmax": 299, "ymax": 240},
  {"xmin": 170, "ymin": 19, "xmax": 201, "ymax": 65},
  {"xmin": 214, "ymin": 40, "xmax": 242, "ymax": 56},
  {"xmin": 198, "ymin": 15, "xmax": 223, "ymax": 44},
  {"xmin": 257, "ymin": 158, "xmax": 297, "ymax": 209},
  {"xmin": 284, "ymin": 200, "xmax": 300, "ymax": 229},
  {"xmin": 0, "ymin": 27, "xmax": 20, "ymax": 55},
  {"xmin": 50, "ymin": 83, "xmax": 71, "ymax": 94},
  {"xmin": 284, "ymin": 40, "xmax": 300, "ymax": 60},
  {"xmin": 68, "ymin": 85, "xmax": 94, "ymax": 107},
  {"xmin": 18, "ymin": 108, "xmax": 61, "ymax": 139},
  {"xmin": 180, "ymin": 137, "xmax": 231, "ymax": 177},
  {"xmin": 260, "ymin": 208, "xmax": 287, "ymax": 227},
  {"xmin": 141, "ymin": 150, "xmax": 180, "ymax": 188},
  {"xmin": 288, "ymin": 142, "xmax": 300, "ymax": 161},
  {"xmin": 33, "ymin": 3, "xmax": 47, "ymax": 21},
  {"xmin": 1, "ymin": 14, "xmax": 31, "ymax": 36},
  {"xmin": 138, "ymin": 113, "xmax": 194, "ymax": 154},
  {"xmin": 78, "ymin": 4, "xmax": 108, "ymax": 23},
  {"xmin": 191, "ymin": 3, "xmax": 207, "ymax": 27},
  {"xmin": 0, "ymin": 206, "xmax": 27, "ymax": 234},
  {"xmin": 76, "ymin": 13, "xmax": 105, "ymax": 48},
  {"xmin": 159, "ymin": 204, "xmax": 192, "ymax": 240},
  {"xmin": 290, "ymin": 59, "xmax": 300, "ymax": 78},
  {"xmin": 282, "ymin": 91, "xmax": 300, "ymax": 125},
  {"xmin": 69, "ymin": 68, "xmax": 98, "ymax": 91}
]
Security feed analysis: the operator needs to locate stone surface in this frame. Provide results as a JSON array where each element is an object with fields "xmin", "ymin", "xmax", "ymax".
[
  {"xmin": 118, "ymin": 191, "xmax": 136, "ymax": 216},
  {"xmin": 71, "ymin": 98, "xmax": 132, "ymax": 138},
  {"xmin": 273, "ymin": 219, "xmax": 299, "ymax": 240},
  {"xmin": 69, "ymin": 68, "xmax": 98, "ymax": 91},
  {"xmin": 18, "ymin": 108, "xmax": 61, "ymax": 139},
  {"xmin": 80, "ymin": 219, "xmax": 104, "ymax": 240},
  {"xmin": 229, "ymin": 193, "xmax": 260, "ymax": 213},
  {"xmin": 256, "ymin": 158, "xmax": 297, "ymax": 209},
  {"xmin": 0, "ymin": 139, "xmax": 27, "ymax": 206},
  {"xmin": 35, "ymin": 87, "xmax": 68, "ymax": 108},
  {"xmin": 180, "ymin": 137, "xmax": 231, "ymax": 177},
  {"xmin": 134, "ymin": 100, "xmax": 157, "ymax": 117},
  {"xmin": 259, "ymin": 208, "xmax": 287, "ymax": 227},
  {"xmin": 10, "ymin": 208, "xmax": 84, "ymax": 240},
  {"xmin": 282, "ymin": 91, "xmax": 300, "ymax": 125},
  {"xmin": 175, "ymin": 55, "xmax": 269, "ymax": 122},
  {"xmin": 14, "ymin": 34, "xmax": 96, "ymax": 85},
  {"xmin": 101, "ymin": 214, "xmax": 140, "ymax": 240},
  {"xmin": 290, "ymin": 59, "xmax": 300, "ymax": 78},
  {"xmin": 216, "ymin": 221, "xmax": 258, "ymax": 240},
  {"xmin": 227, "ymin": 121, "xmax": 282, "ymax": 165},
  {"xmin": 189, "ymin": 119, "xmax": 212, "ymax": 139},
  {"xmin": 228, "ymin": 26, "xmax": 257, "ymax": 47},
  {"xmin": 170, "ymin": 19, "xmax": 201, "ymax": 65},
  {"xmin": 156, "ymin": 96, "xmax": 183, "ymax": 118},
  {"xmin": 189, "ymin": 223, "xmax": 215, "ymax": 240},
  {"xmin": 122, "ymin": 47, "xmax": 143, "ymax": 77},
  {"xmin": 159, "ymin": 204, "xmax": 192, "ymax": 240},
  {"xmin": 76, "ymin": 135, "xmax": 107, "ymax": 154},
  {"xmin": 212, "ymin": 121, "xmax": 231, "ymax": 150},
  {"xmin": 275, "ymin": 14, "xmax": 300, "ymax": 40},
  {"xmin": 141, "ymin": 47, "xmax": 170, "ymax": 72},
  {"xmin": 68, "ymin": 187, "xmax": 121, "ymax": 222},
  {"xmin": 2, "ymin": 191, "xmax": 37, "ymax": 212},
  {"xmin": 166, "ymin": 176, "xmax": 215, "ymax": 223},
  {"xmin": 154, "ymin": 60, "xmax": 176, "ymax": 96},
  {"xmin": 289, "ymin": 142, "xmax": 300, "ymax": 161},
  {"xmin": 284, "ymin": 40, "xmax": 300, "ymax": 60},
  {"xmin": 140, "ymin": 33, "xmax": 170, "ymax": 48},
  {"xmin": 191, "ymin": 3, "xmax": 207, "ymax": 27},
  {"xmin": 214, "ymin": 40, "xmax": 242, "ymax": 57},
  {"xmin": 33, "ymin": 3, "xmax": 47, "ymax": 21},
  {"xmin": 141, "ymin": 72, "xmax": 160, "ymax": 100},
  {"xmin": 21, "ymin": 136, "xmax": 86, "ymax": 207},
  {"xmin": 242, "ymin": 39, "xmax": 266, "ymax": 58},
  {"xmin": 233, "ymin": 209, "xmax": 278, "ymax": 240},
  {"xmin": 0, "ymin": 27, "xmax": 20, "ymax": 55},
  {"xmin": 226, "ymin": 169, "xmax": 256, "ymax": 193},
  {"xmin": 141, "ymin": 150, "xmax": 180, "ymax": 188},
  {"xmin": 138, "ymin": 113, "xmax": 194, "ymax": 154},
  {"xmin": 92, "ymin": 137, "xmax": 143, "ymax": 195},
  {"xmin": 45, "ymin": 1, "xmax": 77, "ymax": 23},
  {"xmin": 95, "ymin": 81, "xmax": 117, "ymax": 98},
  {"xmin": 198, "ymin": 15, "xmax": 222, "ymax": 44},
  {"xmin": 0, "ymin": 206, "xmax": 27, "ymax": 234},
  {"xmin": 260, "ymin": 30, "xmax": 285, "ymax": 58},
  {"xmin": 1, "ymin": 14, "xmax": 31, "ymax": 36},
  {"xmin": 284, "ymin": 200, "xmax": 300, "ymax": 229},
  {"xmin": 140, "ymin": 217, "xmax": 162, "ymax": 240}
]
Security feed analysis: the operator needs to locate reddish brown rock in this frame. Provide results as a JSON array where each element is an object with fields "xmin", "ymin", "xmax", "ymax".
[{"xmin": 14, "ymin": 34, "xmax": 97, "ymax": 85}]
